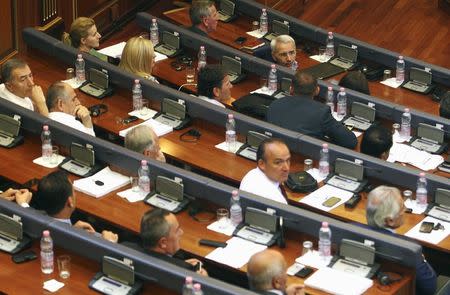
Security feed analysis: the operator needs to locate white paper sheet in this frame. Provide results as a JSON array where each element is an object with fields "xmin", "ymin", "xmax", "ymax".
[
  {"xmin": 214, "ymin": 141, "xmax": 245, "ymax": 154},
  {"xmin": 387, "ymin": 143, "xmax": 444, "ymax": 170},
  {"xmin": 305, "ymin": 168, "xmax": 327, "ymax": 183},
  {"xmin": 404, "ymin": 198, "xmax": 427, "ymax": 214},
  {"xmin": 43, "ymin": 279, "xmax": 65, "ymax": 292},
  {"xmin": 119, "ymin": 119, "xmax": 173, "ymax": 138},
  {"xmin": 61, "ymin": 78, "xmax": 84, "ymax": 89},
  {"xmin": 299, "ymin": 184, "xmax": 353, "ymax": 212},
  {"xmin": 331, "ymin": 111, "xmax": 344, "ymax": 122},
  {"xmin": 73, "ymin": 167, "xmax": 129, "ymax": 198},
  {"xmin": 309, "ymin": 55, "xmax": 331, "ymax": 63},
  {"xmin": 33, "ymin": 155, "xmax": 65, "ymax": 168},
  {"xmin": 117, "ymin": 188, "xmax": 147, "ymax": 203},
  {"xmin": 207, "ymin": 219, "xmax": 236, "ymax": 236},
  {"xmin": 380, "ymin": 77, "xmax": 403, "ymax": 88},
  {"xmin": 295, "ymin": 250, "xmax": 332, "ymax": 269},
  {"xmin": 154, "ymin": 51, "xmax": 168, "ymax": 62},
  {"xmin": 250, "ymin": 87, "xmax": 276, "ymax": 96},
  {"xmin": 98, "ymin": 42, "xmax": 126, "ymax": 58},
  {"xmin": 246, "ymin": 29, "xmax": 266, "ymax": 38},
  {"xmin": 405, "ymin": 216, "xmax": 450, "ymax": 245},
  {"xmin": 128, "ymin": 108, "xmax": 158, "ymax": 121}
]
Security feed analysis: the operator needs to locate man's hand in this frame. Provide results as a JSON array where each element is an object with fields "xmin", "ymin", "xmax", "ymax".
[
  {"xmin": 0, "ymin": 188, "xmax": 18, "ymax": 201},
  {"xmin": 30, "ymin": 85, "xmax": 49, "ymax": 116},
  {"xmin": 74, "ymin": 220, "xmax": 96, "ymax": 233},
  {"xmin": 102, "ymin": 230, "xmax": 119, "ymax": 243},
  {"xmin": 286, "ymin": 284, "xmax": 305, "ymax": 295},
  {"xmin": 14, "ymin": 189, "xmax": 32, "ymax": 205},
  {"xmin": 185, "ymin": 258, "xmax": 209, "ymax": 276},
  {"xmin": 74, "ymin": 105, "xmax": 93, "ymax": 128}
]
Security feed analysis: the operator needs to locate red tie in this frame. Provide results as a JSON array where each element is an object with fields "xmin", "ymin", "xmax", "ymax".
[{"xmin": 279, "ymin": 183, "xmax": 288, "ymax": 200}]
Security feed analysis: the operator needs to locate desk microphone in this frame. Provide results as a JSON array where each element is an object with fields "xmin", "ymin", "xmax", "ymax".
[{"xmin": 277, "ymin": 216, "xmax": 286, "ymax": 248}]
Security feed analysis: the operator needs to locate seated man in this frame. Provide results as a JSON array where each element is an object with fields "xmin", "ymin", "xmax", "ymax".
[
  {"xmin": 267, "ymin": 72, "xmax": 357, "ymax": 149},
  {"xmin": 138, "ymin": 208, "xmax": 207, "ymax": 275},
  {"xmin": 240, "ymin": 138, "xmax": 290, "ymax": 204},
  {"xmin": 360, "ymin": 125, "xmax": 392, "ymax": 160},
  {"xmin": 0, "ymin": 58, "xmax": 48, "ymax": 116},
  {"xmin": 439, "ymin": 91, "xmax": 450, "ymax": 119},
  {"xmin": 247, "ymin": 249, "xmax": 304, "ymax": 295},
  {"xmin": 124, "ymin": 125, "xmax": 166, "ymax": 162},
  {"xmin": 270, "ymin": 35, "xmax": 297, "ymax": 69},
  {"xmin": 0, "ymin": 188, "xmax": 32, "ymax": 208},
  {"xmin": 46, "ymin": 81, "xmax": 95, "ymax": 136},
  {"xmin": 197, "ymin": 65, "xmax": 232, "ymax": 108},
  {"xmin": 189, "ymin": 1, "xmax": 219, "ymax": 36},
  {"xmin": 35, "ymin": 171, "xmax": 118, "ymax": 243},
  {"xmin": 366, "ymin": 186, "xmax": 437, "ymax": 294}
]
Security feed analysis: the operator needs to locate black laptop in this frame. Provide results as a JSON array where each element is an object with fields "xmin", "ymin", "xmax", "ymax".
[{"xmin": 222, "ymin": 56, "xmax": 246, "ymax": 84}]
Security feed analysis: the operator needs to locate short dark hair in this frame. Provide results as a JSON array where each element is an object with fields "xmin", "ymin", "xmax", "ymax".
[
  {"xmin": 1, "ymin": 58, "xmax": 28, "ymax": 83},
  {"xmin": 46, "ymin": 81, "xmax": 69, "ymax": 111},
  {"xmin": 140, "ymin": 208, "xmax": 171, "ymax": 249},
  {"xmin": 439, "ymin": 91, "xmax": 450, "ymax": 119},
  {"xmin": 293, "ymin": 72, "xmax": 317, "ymax": 96},
  {"xmin": 256, "ymin": 138, "xmax": 287, "ymax": 162},
  {"xmin": 36, "ymin": 171, "xmax": 72, "ymax": 216},
  {"xmin": 339, "ymin": 71, "xmax": 370, "ymax": 95},
  {"xmin": 197, "ymin": 65, "xmax": 226, "ymax": 98},
  {"xmin": 189, "ymin": 1, "xmax": 214, "ymax": 26},
  {"xmin": 361, "ymin": 125, "xmax": 393, "ymax": 158}
]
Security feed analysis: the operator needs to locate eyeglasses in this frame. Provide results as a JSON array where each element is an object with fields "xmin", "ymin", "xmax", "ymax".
[{"xmin": 278, "ymin": 50, "xmax": 296, "ymax": 58}]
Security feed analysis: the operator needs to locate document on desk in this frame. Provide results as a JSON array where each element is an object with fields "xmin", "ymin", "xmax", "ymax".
[
  {"xmin": 128, "ymin": 108, "xmax": 158, "ymax": 121},
  {"xmin": 405, "ymin": 216, "xmax": 450, "ymax": 245},
  {"xmin": 380, "ymin": 77, "xmax": 403, "ymax": 88},
  {"xmin": 299, "ymin": 184, "xmax": 353, "ymax": 212},
  {"xmin": 387, "ymin": 143, "xmax": 444, "ymax": 170},
  {"xmin": 73, "ymin": 167, "xmax": 129, "ymax": 198},
  {"xmin": 295, "ymin": 250, "xmax": 332, "ymax": 269},
  {"xmin": 214, "ymin": 141, "xmax": 245, "ymax": 154},
  {"xmin": 117, "ymin": 188, "xmax": 147, "ymax": 203},
  {"xmin": 205, "ymin": 236, "xmax": 267, "ymax": 268},
  {"xmin": 246, "ymin": 29, "xmax": 266, "ymax": 39},
  {"xmin": 304, "ymin": 267, "xmax": 373, "ymax": 295},
  {"xmin": 119, "ymin": 119, "xmax": 173, "ymax": 138},
  {"xmin": 98, "ymin": 42, "xmax": 126, "ymax": 58}
]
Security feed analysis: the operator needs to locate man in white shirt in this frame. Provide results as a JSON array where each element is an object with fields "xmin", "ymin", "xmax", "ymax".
[
  {"xmin": 124, "ymin": 125, "xmax": 166, "ymax": 162},
  {"xmin": 46, "ymin": 81, "xmax": 95, "ymax": 136},
  {"xmin": 197, "ymin": 65, "xmax": 232, "ymax": 108},
  {"xmin": 240, "ymin": 138, "xmax": 291, "ymax": 204},
  {"xmin": 0, "ymin": 58, "xmax": 48, "ymax": 116}
]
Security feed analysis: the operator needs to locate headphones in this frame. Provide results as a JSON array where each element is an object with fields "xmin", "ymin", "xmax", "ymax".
[
  {"xmin": 377, "ymin": 271, "xmax": 403, "ymax": 286},
  {"xmin": 89, "ymin": 104, "xmax": 108, "ymax": 117}
]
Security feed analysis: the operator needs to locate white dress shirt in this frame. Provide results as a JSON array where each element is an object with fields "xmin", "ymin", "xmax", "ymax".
[
  {"xmin": 48, "ymin": 112, "xmax": 96, "ymax": 136},
  {"xmin": 0, "ymin": 83, "xmax": 34, "ymax": 111},
  {"xmin": 53, "ymin": 217, "xmax": 72, "ymax": 225},
  {"xmin": 240, "ymin": 167, "xmax": 287, "ymax": 204},
  {"xmin": 198, "ymin": 95, "xmax": 226, "ymax": 108}
]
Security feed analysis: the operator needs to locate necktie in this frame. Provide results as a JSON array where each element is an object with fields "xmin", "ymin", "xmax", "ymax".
[{"xmin": 279, "ymin": 183, "xmax": 288, "ymax": 200}]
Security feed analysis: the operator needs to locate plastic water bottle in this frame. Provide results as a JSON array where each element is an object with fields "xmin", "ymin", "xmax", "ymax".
[
  {"xmin": 193, "ymin": 284, "xmax": 204, "ymax": 295},
  {"xmin": 326, "ymin": 86, "xmax": 335, "ymax": 111},
  {"xmin": 182, "ymin": 276, "xmax": 194, "ymax": 295},
  {"xmin": 291, "ymin": 60, "xmax": 298, "ymax": 72},
  {"xmin": 416, "ymin": 172, "xmax": 428, "ymax": 209},
  {"xmin": 75, "ymin": 54, "xmax": 85, "ymax": 83},
  {"xmin": 197, "ymin": 46, "xmax": 207, "ymax": 70},
  {"xmin": 138, "ymin": 160, "xmax": 150, "ymax": 193},
  {"xmin": 325, "ymin": 32, "xmax": 335, "ymax": 59},
  {"xmin": 260, "ymin": 9, "xmax": 268, "ymax": 34},
  {"xmin": 396, "ymin": 55, "xmax": 405, "ymax": 83},
  {"xmin": 132, "ymin": 79, "xmax": 143, "ymax": 111},
  {"xmin": 318, "ymin": 221, "xmax": 332, "ymax": 261},
  {"xmin": 230, "ymin": 190, "xmax": 243, "ymax": 226},
  {"xmin": 268, "ymin": 64, "xmax": 278, "ymax": 91},
  {"xmin": 41, "ymin": 125, "xmax": 52, "ymax": 162},
  {"xmin": 150, "ymin": 18, "xmax": 159, "ymax": 45},
  {"xmin": 319, "ymin": 143, "xmax": 329, "ymax": 178},
  {"xmin": 40, "ymin": 230, "xmax": 54, "ymax": 274},
  {"xmin": 400, "ymin": 108, "xmax": 411, "ymax": 140},
  {"xmin": 225, "ymin": 114, "xmax": 237, "ymax": 152},
  {"xmin": 336, "ymin": 87, "xmax": 347, "ymax": 119}
]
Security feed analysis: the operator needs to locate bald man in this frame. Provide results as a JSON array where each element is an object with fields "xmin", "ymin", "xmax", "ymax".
[{"xmin": 247, "ymin": 249, "xmax": 304, "ymax": 295}]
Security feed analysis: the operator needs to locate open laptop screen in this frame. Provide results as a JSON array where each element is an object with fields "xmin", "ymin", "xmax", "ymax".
[
  {"xmin": 245, "ymin": 209, "xmax": 277, "ymax": 233},
  {"xmin": 351, "ymin": 102, "xmax": 375, "ymax": 122},
  {"xmin": 409, "ymin": 68, "xmax": 432, "ymax": 84},
  {"xmin": 417, "ymin": 124, "xmax": 444, "ymax": 143},
  {"xmin": 335, "ymin": 158, "xmax": 364, "ymax": 181},
  {"xmin": 337, "ymin": 45, "xmax": 358, "ymax": 62}
]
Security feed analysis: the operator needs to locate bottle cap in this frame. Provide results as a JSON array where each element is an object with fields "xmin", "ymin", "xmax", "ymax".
[
  {"xmin": 322, "ymin": 221, "xmax": 329, "ymax": 228},
  {"xmin": 200, "ymin": 45, "xmax": 205, "ymax": 50},
  {"xmin": 134, "ymin": 79, "xmax": 140, "ymax": 84},
  {"xmin": 141, "ymin": 159, "xmax": 147, "ymax": 166},
  {"xmin": 77, "ymin": 53, "xmax": 82, "ymax": 59},
  {"xmin": 271, "ymin": 64, "xmax": 276, "ymax": 69},
  {"xmin": 152, "ymin": 18, "xmax": 156, "ymax": 23},
  {"xmin": 419, "ymin": 172, "xmax": 425, "ymax": 177},
  {"xmin": 193, "ymin": 283, "xmax": 201, "ymax": 291},
  {"xmin": 339, "ymin": 87, "xmax": 345, "ymax": 92},
  {"xmin": 185, "ymin": 276, "xmax": 193, "ymax": 283},
  {"xmin": 43, "ymin": 125, "xmax": 49, "ymax": 131},
  {"xmin": 322, "ymin": 143, "xmax": 328, "ymax": 149},
  {"xmin": 43, "ymin": 230, "xmax": 50, "ymax": 236},
  {"xmin": 328, "ymin": 31, "xmax": 333, "ymax": 36},
  {"xmin": 399, "ymin": 55, "xmax": 403, "ymax": 59},
  {"xmin": 232, "ymin": 190, "xmax": 239, "ymax": 199},
  {"xmin": 328, "ymin": 86, "xmax": 332, "ymax": 91},
  {"xmin": 404, "ymin": 108, "xmax": 410, "ymax": 112},
  {"xmin": 228, "ymin": 113, "xmax": 234, "ymax": 119},
  {"xmin": 262, "ymin": 8, "xmax": 266, "ymax": 12}
]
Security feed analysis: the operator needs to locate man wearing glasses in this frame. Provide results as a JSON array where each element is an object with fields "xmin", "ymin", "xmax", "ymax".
[{"xmin": 270, "ymin": 35, "xmax": 297, "ymax": 69}]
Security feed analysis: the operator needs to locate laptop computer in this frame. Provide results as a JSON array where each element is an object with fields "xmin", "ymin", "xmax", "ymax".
[
  {"xmin": 145, "ymin": 176, "xmax": 189, "ymax": 213},
  {"xmin": 324, "ymin": 158, "xmax": 367, "ymax": 193},
  {"xmin": 0, "ymin": 114, "xmax": 23, "ymax": 148},
  {"xmin": 154, "ymin": 31, "xmax": 182, "ymax": 58},
  {"xmin": 409, "ymin": 123, "xmax": 447, "ymax": 154},
  {"xmin": 60, "ymin": 143, "xmax": 103, "ymax": 177},
  {"xmin": 222, "ymin": 56, "xmax": 246, "ymax": 84},
  {"xmin": 402, "ymin": 67, "xmax": 435, "ymax": 94},
  {"xmin": 264, "ymin": 20, "xmax": 290, "ymax": 42},
  {"xmin": 0, "ymin": 213, "xmax": 31, "ymax": 254},
  {"xmin": 233, "ymin": 207, "xmax": 280, "ymax": 246},
  {"xmin": 217, "ymin": 0, "xmax": 236, "ymax": 23},
  {"xmin": 425, "ymin": 188, "xmax": 450, "ymax": 223},
  {"xmin": 236, "ymin": 131, "xmax": 270, "ymax": 161},
  {"xmin": 273, "ymin": 77, "xmax": 292, "ymax": 99},
  {"xmin": 342, "ymin": 102, "xmax": 376, "ymax": 131},
  {"xmin": 153, "ymin": 98, "xmax": 190, "ymax": 130}
]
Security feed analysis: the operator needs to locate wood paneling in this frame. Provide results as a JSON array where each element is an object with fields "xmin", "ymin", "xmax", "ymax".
[{"xmin": 0, "ymin": 0, "xmax": 17, "ymax": 63}]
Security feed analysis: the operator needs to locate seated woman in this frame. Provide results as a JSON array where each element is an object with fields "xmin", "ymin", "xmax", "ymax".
[
  {"xmin": 119, "ymin": 37, "xmax": 158, "ymax": 83},
  {"xmin": 339, "ymin": 70, "xmax": 370, "ymax": 95},
  {"xmin": 62, "ymin": 17, "xmax": 107, "ymax": 61}
]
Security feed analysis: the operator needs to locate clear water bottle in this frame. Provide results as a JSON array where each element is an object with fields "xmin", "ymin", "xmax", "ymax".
[
  {"xmin": 319, "ymin": 143, "xmax": 330, "ymax": 178},
  {"xmin": 336, "ymin": 87, "xmax": 347, "ymax": 119},
  {"xmin": 150, "ymin": 18, "xmax": 159, "ymax": 45},
  {"xmin": 400, "ymin": 108, "xmax": 411, "ymax": 140},
  {"xmin": 325, "ymin": 32, "xmax": 335, "ymax": 59},
  {"xmin": 182, "ymin": 276, "xmax": 194, "ymax": 295},
  {"xmin": 138, "ymin": 160, "xmax": 150, "ymax": 193},
  {"xmin": 230, "ymin": 190, "xmax": 243, "ymax": 226},
  {"xmin": 75, "ymin": 54, "xmax": 85, "ymax": 83},
  {"xmin": 197, "ymin": 46, "xmax": 207, "ymax": 71},
  {"xmin": 396, "ymin": 55, "xmax": 405, "ymax": 83},
  {"xmin": 268, "ymin": 64, "xmax": 278, "ymax": 91},
  {"xmin": 326, "ymin": 86, "xmax": 335, "ymax": 111},
  {"xmin": 41, "ymin": 125, "xmax": 52, "ymax": 162},
  {"xmin": 318, "ymin": 221, "xmax": 332, "ymax": 261},
  {"xmin": 259, "ymin": 9, "xmax": 268, "ymax": 34},
  {"xmin": 132, "ymin": 79, "xmax": 143, "ymax": 111},
  {"xmin": 40, "ymin": 230, "xmax": 54, "ymax": 274},
  {"xmin": 416, "ymin": 172, "xmax": 428, "ymax": 209},
  {"xmin": 291, "ymin": 60, "xmax": 298, "ymax": 72},
  {"xmin": 193, "ymin": 284, "xmax": 204, "ymax": 295},
  {"xmin": 226, "ymin": 114, "xmax": 236, "ymax": 152}
]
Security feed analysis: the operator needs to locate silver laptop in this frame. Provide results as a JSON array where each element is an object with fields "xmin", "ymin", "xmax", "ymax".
[
  {"xmin": 325, "ymin": 158, "xmax": 367, "ymax": 193},
  {"xmin": 222, "ymin": 56, "xmax": 244, "ymax": 84},
  {"xmin": 329, "ymin": 44, "xmax": 358, "ymax": 70},
  {"xmin": 409, "ymin": 123, "xmax": 447, "ymax": 154},
  {"xmin": 0, "ymin": 114, "xmax": 21, "ymax": 147},
  {"xmin": 217, "ymin": 0, "xmax": 235, "ymax": 22},
  {"xmin": 273, "ymin": 78, "xmax": 292, "ymax": 99},
  {"xmin": 233, "ymin": 207, "xmax": 279, "ymax": 246},
  {"xmin": 402, "ymin": 67, "xmax": 434, "ymax": 94},
  {"xmin": 426, "ymin": 188, "xmax": 450, "ymax": 222},
  {"xmin": 0, "ymin": 213, "xmax": 31, "ymax": 254},
  {"xmin": 264, "ymin": 20, "xmax": 290, "ymax": 42},
  {"xmin": 154, "ymin": 31, "xmax": 180, "ymax": 57},
  {"xmin": 343, "ymin": 102, "xmax": 376, "ymax": 131},
  {"xmin": 153, "ymin": 98, "xmax": 189, "ymax": 130},
  {"xmin": 145, "ymin": 176, "xmax": 189, "ymax": 213},
  {"xmin": 236, "ymin": 131, "xmax": 270, "ymax": 161}
]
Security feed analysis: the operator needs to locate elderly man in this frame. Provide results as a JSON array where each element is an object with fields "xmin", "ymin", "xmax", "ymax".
[
  {"xmin": 248, "ymin": 249, "xmax": 304, "ymax": 295},
  {"xmin": 189, "ymin": 1, "xmax": 219, "ymax": 36},
  {"xmin": 240, "ymin": 138, "xmax": 290, "ymax": 204},
  {"xmin": 270, "ymin": 35, "xmax": 297, "ymax": 69},
  {"xmin": 124, "ymin": 125, "xmax": 165, "ymax": 162},
  {"xmin": 197, "ymin": 65, "xmax": 232, "ymax": 108},
  {"xmin": 366, "ymin": 186, "xmax": 437, "ymax": 295},
  {"xmin": 46, "ymin": 81, "xmax": 95, "ymax": 136},
  {"xmin": 0, "ymin": 58, "xmax": 48, "ymax": 116}
]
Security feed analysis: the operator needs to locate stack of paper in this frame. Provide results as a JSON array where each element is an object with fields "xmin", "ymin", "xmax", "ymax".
[
  {"xmin": 299, "ymin": 184, "xmax": 353, "ymax": 212},
  {"xmin": 387, "ymin": 143, "xmax": 444, "ymax": 170},
  {"xmin": 119, "ymin": 119, "xmax": 173, "ymax": 138},
  {"xmin": 295, "ymin": 250, "xmax": 331, "ymax": 269},
  {"xmin": 98, "ymin": 42, "xmax": 126, "ymax": 58},
  {"xmin": 73, "ymin": 167, "xmax": 129, "ymax": 198},
  {"xmin": 207, "ymin": 219, "xmax": 236, "ymax": 236}
]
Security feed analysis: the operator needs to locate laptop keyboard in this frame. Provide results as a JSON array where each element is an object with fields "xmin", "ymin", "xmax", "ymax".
[
  {"xmin": 327, "ymin": 175, "xmax": 361, "ymax": 192},
  {"xmin": 330, "ymin": 58, "xmax": 354, "ymax": 70},
  {"xmin": 154, "ymin": 114, "xmax": 181, "ymax": 128},
  {"xmin": 411, "ymin": 138, "xmax": 441, "ymax": 153},
  {"xmin": 236, "ymin": 226, "xmax": 273, "ymax": 245},
  {"xmin": 156, "ymin": 45, "xmax": 175, "ymax": 56},
  {"xmin": 0, "ymin": 133, "xmax": 14, "ymax": 146},
  {"xmin": 343, "ymin": 117, "xmax": 372, "ymax": 131},
  {"xmin": 218, "ymin": 11, "xmax": 230, "ymax": 21},
  {"xmin": 403, "ymin": 81, "xmax": 429, "ymax": 92},
  {"xmin": 238, "ymin": 147, "xmax": 257, "ymax": 161}
]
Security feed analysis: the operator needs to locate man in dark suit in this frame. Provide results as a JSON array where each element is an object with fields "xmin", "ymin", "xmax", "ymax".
[
  {"xmin": 188, "ymin": 1, "xmax": 219, "ymax": 37},
  {"xmin": 267, "ymin": 72, "xmax": 357, "ymax": 149}
]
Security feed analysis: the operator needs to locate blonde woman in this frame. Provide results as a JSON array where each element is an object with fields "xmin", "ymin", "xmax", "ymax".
[
  {"xmin": 119, "ymin": 37, "xmax": 158, "ymax": 83},
  {"xmin": 62, "ymin": 17, "xmax": 107, "ymax": 61}
]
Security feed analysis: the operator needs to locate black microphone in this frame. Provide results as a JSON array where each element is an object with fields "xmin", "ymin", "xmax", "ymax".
[{"xmin": 277, "ymin": 216, "xmax": 286, "ymax": 248}]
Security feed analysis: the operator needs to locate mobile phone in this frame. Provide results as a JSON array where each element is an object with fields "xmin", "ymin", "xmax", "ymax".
[
  {"xmin": 12, "ymin": 250, "xmax": 37, "ymax": 264},
  {"xmin": 295, "ymin": 266, "xmax": 314, "ymax": 278},
  {"xmin": 344, "ymin": 194, "xmax": 361, "ymax": 208},
  {"xmin": 194, "ymin": 261, "xmax": 202, "ymax": 272},
  {"xmin": 123, "ymin": 116, "xmax": 138, "ymax": 124},
  {"xmin": 234, "ymin": 36, "xmax": 247, "ymax": 44},
  {"xmin": 322, "ymin": 196, "xmax": 341, "ymax": 207},
  {"xmin": 419, "ymin": 221, "xmax": 434, "ymax": 233}
]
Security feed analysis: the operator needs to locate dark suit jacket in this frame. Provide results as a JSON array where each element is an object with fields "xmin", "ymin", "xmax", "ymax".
[
  {"xmin": 188, "ymin": 25, "xmax": 208, "ymax": 37},
  {"xmin": 267, "ymin": 95, "xmax": 357, "ymax": 149}
]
